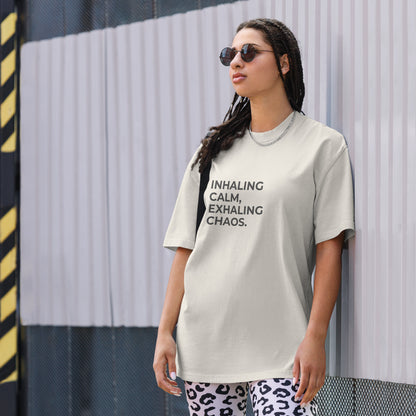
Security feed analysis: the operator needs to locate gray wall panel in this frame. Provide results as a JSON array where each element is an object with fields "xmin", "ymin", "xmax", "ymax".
[{"xmin": 21, "ymin": 31, "xmax": 111, "ymax": 325}]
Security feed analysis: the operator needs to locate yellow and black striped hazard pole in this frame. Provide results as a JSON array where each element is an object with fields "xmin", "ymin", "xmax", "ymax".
[{"xmin": 0, "ymin": 0, "xmax": 19, "ymax": 414}]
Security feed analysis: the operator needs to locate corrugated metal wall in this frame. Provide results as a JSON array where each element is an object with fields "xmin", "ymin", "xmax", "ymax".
[{"xmin": 20, "ymin": 0, "xmax": 416, "ymax": 385}]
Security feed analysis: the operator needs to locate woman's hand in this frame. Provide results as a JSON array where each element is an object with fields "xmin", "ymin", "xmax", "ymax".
[
  {"xmin": 153, "ymin": 247, "xmax": 191, "ymax": 397},
  {"xmin": 292, "ymin": 334, "xmax": 326, "ymax": 407},
  {"xmin": 153, "ymin": 332, "xmax": 182, "ymax": 396}
]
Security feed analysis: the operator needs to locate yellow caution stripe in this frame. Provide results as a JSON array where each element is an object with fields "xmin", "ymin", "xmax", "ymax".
[
  {"xmin": 0, "ymin": 13, "xmax": 17, "ymax": 46},
  {"xmin": 0, "ymin": 206, "xmax": 18, "ymax": 383},
  {"xmin": 1, "ymin": 12, "xmax": 17, "ymax": 153}
]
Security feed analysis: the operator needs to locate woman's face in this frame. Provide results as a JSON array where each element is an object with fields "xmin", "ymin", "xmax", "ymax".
[{"xmin": 229, "ymin": 28, "xmax": 286, "ymax": 100}]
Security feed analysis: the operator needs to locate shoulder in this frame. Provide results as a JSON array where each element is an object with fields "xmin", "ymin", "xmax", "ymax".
[
  {"xmin": 297, "ymin": 114, "xmax": 348, "ymax": 161},
  {"xmin": 184, "ymin": 144, "xmax": 203, "ymax": 184},
  {"xmin": 299, "ymin": 114, "xmax": 346, "ymax": 146}
]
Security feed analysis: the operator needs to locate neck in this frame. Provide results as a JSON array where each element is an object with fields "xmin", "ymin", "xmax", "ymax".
[{"xmin": 249, "ymin": 90, "xmax": 293, "ymax": 133}]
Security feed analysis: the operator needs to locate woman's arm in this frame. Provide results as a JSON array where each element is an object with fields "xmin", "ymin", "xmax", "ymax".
[
  {"xmin": 153, "ymin": 247, "xmax": 192, "ymax": 396},
  {"xmin": 293, "ymin": 231, "xmax": 344, "ymax": 407}
]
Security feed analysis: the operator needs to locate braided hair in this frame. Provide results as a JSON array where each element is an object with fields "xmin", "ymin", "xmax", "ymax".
[{"xmin": 192, "ymin": 18, "xmax": 305, "ymax": 172}]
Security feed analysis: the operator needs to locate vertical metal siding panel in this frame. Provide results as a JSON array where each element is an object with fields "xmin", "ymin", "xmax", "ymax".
[
  {"xmin": 349, "ymin": 0, "xmax": 416, "ymax": 384},
  {"xmin": 200, "ymin": 6, "xmax": 222, "ymax": 128},
  {"xmin": 216, "ymin": 4, "xmax": 236, "ymax": 109},
  {"xmin": 155, "ymin": 14, "xmax": 187, "ymax": 324},
  {"xmin": 143, "ymin": 19, "xmax": 161, "ymax": 326},
  {"xmin": 75, "ymin": 33, "xmax": 94, "ymax": 323},
  {"xmin": 246, "ymin": 0, "xmax": 262, "ymax": 17},
  {"xmin": 67, "ymin": 32, "xmax": 108, "ymax": 325},
  {"xmin": 49, "ymin": 39, "xmax": 62, "ymax": 323},
  {"xmin": 75, "ymin": 31, "xmax": 110, "ymax": 325},
  {"xmin": 400, "ymin": 0, "xmax": 409, "ymax": 382},
  {"xmin": 183, "ymin": 12, "xmax": 204, "ymax": 161},
  {"xmin": 391, "ymin": 0, "xmax": 406, "ymax": 383},
  {"xmin": 301, "ymin": 0, "xmax": 310, "ymax": 116},
  {"xmin": 365, "ymin": 0, "xmax": 375, "ymax": 380},
  {"xmin": 107, "ymin": 19, "xmax": 162, "ymax": 326},
  {"xmin": 89, "ymin": 31, "xmax": 110, "ymax": 324},
  {"xmin": 230, "ymin": 1, "xmax": 246, "ymax": 31},
  {"xmin": 37, "ymin": 41, "xmax": 52, "ymax": 324},
  {"xmin": 367, "ymin": 0, "xmax": 380, "ymax": 381},
  {"xmin": 387, "ymin": 0, "xmax": 395, "ymax": 381},
  {"xmin": 153, "ymin": 20, "xmax": 165, "ymax": 322},
  {"xmin": 107, "ymin": 25, "xmax": 128, "ymax": 326},
  {"xmin": 170, "ymin": 12, "xmax": 189, "ymax": 179},
  {"xmin": 383, "ymin": 0, "xmax": 393, "ymax": 380},
  {"xmin": 309, "ymin": 0, "xmax": 319, "ymax": 119},
  {"xmin": 388, "ymin": 0, "xmax": 399, "ymax": 381},
  {"xmin": 366, "ymin": 0, "xmax": 378, "ymax": 381},
  {"xmin": 355, "ymin": 0, "xmax": 367, "ymax": 379},
  {"xmin": 314, "ymin": 0, "xmax": 322, "ymax": 121},
  {"xmin": 61, "ymin": 36, "xmax": 79, "ymax": 324},
  {"xmin": 158, "ymin": 16, "xmax": 180, "ymax": 325},
  {"xmin": 194, "ymin": 11, "xmax": 208, "ymax": 143},
  {"xmin": 400, "ymin": 0, "xmax": 410, "ymax": 382},
  {"xmin": 117, "ymin": 22, "xmax": 151, "ymax": 326},
  {"xmin": 260, "ymin": 0, "xmax": 273, "ymax": 18},
  {"xmin": 20, "ymin": 32, "xmax": 111, "ymax": 326},
  {"xmin": 405, "ymin": 0, "xmax": 416, "ymax": 383},
  {"xmin": 67, "ymin": 36, "xmax": 81, "ymax": 324},
  {"xmin": 319, "ymin": 0, "xmax": 329, "ymax": 124},
  {"xmin": 19, "ymin": 44, "xmax": 35, "ymax": 323},
  {"xmin": 294, "ymin": 0, "xmax": 306, "ymax": 109}
]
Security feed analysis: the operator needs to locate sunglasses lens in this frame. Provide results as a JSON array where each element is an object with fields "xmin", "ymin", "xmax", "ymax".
[
  {"xmin": 219, "ymin": 44, "xmax": 258, "ymax": 66},
  {"xmin": 240, "ymin": 44, "xmax": 256, "ymax": 62},
  {"xmin": 219, "ymin": 47, "xmax": 235, "ymax": 66}
]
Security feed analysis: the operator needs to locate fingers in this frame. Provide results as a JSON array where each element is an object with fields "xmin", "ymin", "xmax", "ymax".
[
  {"xmin": 153, "ymin": 356, "xmax": 182, "ymax": 396},
  {"xmin": 292, "ymin": 356, "xmax": 300, "ymax": 387},
  {"xmin": 294, "ymin": 359, "xmax": 325, "ymax": 407},
  {"xmin": 168, "ymin": 355, "xmax": 177, "ymax": 384},
  {"xmin": 297, "ymin": 372, "xmax": 325, "ymax": 408},
  {"xmin": 295, "ymin": 369, "xmax": 309, "ymax": 403}
]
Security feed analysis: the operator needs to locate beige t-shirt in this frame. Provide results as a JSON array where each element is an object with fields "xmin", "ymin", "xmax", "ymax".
[{"xmin": 164, "ymin": 112, "xmax": 355, "ymax": 383}]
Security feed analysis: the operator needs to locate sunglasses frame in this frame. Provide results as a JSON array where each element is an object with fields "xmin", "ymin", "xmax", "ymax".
[{"xmin": 219, "ymin": 43, "xmax": 274, "ymax": 66}]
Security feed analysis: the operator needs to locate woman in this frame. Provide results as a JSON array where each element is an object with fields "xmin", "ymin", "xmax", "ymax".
[{"xmin": 153, "ymin": 18, "xmax": 354, "ymax": 416}]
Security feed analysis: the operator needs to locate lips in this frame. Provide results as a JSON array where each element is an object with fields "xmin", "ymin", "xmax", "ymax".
[{"xmin": 232, "ymin": 73, "xmax": 246, "ymax": 83}]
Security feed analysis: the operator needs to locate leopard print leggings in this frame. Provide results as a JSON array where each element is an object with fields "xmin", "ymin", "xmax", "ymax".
[{"xmin": 184, "ymin": 378, "xmax": 318, "ymax": 416}]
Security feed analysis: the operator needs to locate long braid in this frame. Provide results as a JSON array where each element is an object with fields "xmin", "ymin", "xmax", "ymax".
[
  {"xmin": 192, "ymin": 19, "xmax": 305, "ymax": 172},
  {"xmin": 192, "ymin": 94, "xmax": 251, "ymax": 172}
]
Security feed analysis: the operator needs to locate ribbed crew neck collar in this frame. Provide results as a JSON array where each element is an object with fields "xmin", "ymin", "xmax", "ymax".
[{"xmin": 249, "ymin": 111, "xmax": 296, "ymax": 146}]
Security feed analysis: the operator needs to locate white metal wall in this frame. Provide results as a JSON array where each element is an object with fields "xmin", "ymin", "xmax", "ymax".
[{"xmin": 20, "ymin": 0, "xmax": 416, "ymax": 384}]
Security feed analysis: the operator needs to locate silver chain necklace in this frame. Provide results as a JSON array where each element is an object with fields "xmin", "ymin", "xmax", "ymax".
[{"xmin": 248, "ymin": 111, "xmax": 296, "ymax": 146}]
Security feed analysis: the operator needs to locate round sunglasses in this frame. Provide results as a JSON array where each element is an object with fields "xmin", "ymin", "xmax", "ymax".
[{"xmin": 219, "ymin": 43, "xmax": 274, "ymax": 66}]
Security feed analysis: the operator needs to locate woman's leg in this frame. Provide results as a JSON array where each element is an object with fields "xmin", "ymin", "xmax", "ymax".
[
  {"xmin": 184, "ymin": 381, "xmax": 249, "ymax": 416},
  {"xmin": 249, "ymin": 378, "xmax": 318, "ymax": 416}
]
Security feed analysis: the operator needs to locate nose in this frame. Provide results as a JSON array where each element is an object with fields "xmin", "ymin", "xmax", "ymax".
[{"xmin": 230, "ymin": 51, "xmax": 244, "ymax": 68}]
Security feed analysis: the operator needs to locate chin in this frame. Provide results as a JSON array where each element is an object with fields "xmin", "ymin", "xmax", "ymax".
[{"xmin": 232, "ymin": 87, "xmax": 251, "ymax": 98}]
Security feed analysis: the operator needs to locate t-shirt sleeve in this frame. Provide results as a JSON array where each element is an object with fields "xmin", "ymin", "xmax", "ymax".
[
  {"xmin": 163, "ymin": 150, "xmax": 200, "ymax": 251},
  {"xmin": 314, "ymin": 141, "xmax": 355, "ymax": 245}
]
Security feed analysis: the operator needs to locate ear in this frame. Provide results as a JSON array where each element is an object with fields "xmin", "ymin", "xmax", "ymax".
[{"xmin": 280, "ymin": 54, "xmax": 290, "ymax": 75}]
